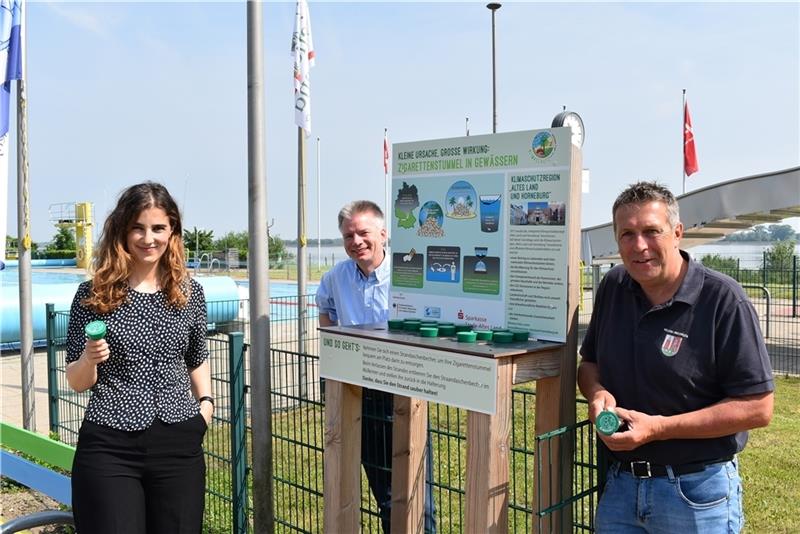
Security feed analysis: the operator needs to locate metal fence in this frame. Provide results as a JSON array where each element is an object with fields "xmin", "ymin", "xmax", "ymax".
[
  {"xmin": 582, "ymin": 259, "xmax": 800, "ymax": 376},
  {"xmin": 45, "ymin": 257, "xmax": 797, "ymax": 532},
  {"xmin": 46, "ymin": 300, "xmax": 601, "ymax": 533}
]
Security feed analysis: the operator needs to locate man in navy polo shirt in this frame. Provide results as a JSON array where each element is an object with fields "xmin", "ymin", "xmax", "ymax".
[
  {"xmin": 578, "ymin": 182, "xmax": 774, "ymax": 532},
  {"xmin": 316, "ymin": 200, "xmax": 436, "ymax": 533}
]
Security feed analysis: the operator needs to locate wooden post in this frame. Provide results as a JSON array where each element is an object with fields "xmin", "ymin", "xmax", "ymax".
[
  {"xmin": 391, "ymin": 395, "xmax": 428, "ymax": 534},
  {"xmin": 323, "ymin": 380, "xmax": 362, "ymax": 533},
  {"xmin": 465, "ymin": 359, "xmax": 513, "ymax": 533},
  {"xmin": 532, "ymin": 145, "xmax": 582, "ymax": 533}
]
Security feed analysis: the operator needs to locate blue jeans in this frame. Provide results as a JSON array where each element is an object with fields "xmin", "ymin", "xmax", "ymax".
[
  {"xmin": 596, "ymin": 458, "xmax": 743, "ymax": 533},
  {"xmin": 362, "ymin": 389, "xmax": 437, "ymax": 533}
]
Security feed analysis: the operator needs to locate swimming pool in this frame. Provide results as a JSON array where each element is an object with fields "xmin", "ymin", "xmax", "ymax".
[{"xmin": 1, "ymin": 269, "xmax": 319, "ymax": 348}]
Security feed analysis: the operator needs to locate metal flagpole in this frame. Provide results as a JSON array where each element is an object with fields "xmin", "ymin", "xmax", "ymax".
[
  {"xmin": 246, "ymin": 1, "xmax": 273, "ymax": 530},
  {"xmin": 297, "ymin": 127, "xmax": 308, "ymax": 357},
  {"xmin": 16, "ymin": 0, "xmax": 35, "ymax": 431},
  {"xmin": 682, "ymin": 89, "xmax": 686, "ymax": 194},
  {"xmin": 316, "ymin": 136, "xmax": 321, "ymax": 271},
  {"xmin": 384, "ymin": 128, "xmax": 389, "ymax": 225},
  {"xmin": 487, "ymin": 3, "xmax": 501, "ymax": 133}
]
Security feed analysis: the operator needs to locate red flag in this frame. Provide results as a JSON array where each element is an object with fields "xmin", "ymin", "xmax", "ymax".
[
  {"xmin": 383, "ymin": 131, "xmax": 390, "ymax": 174},
  {"xmin": 684, "ymin": 101, "xmax": 699, "ymax": 176}
]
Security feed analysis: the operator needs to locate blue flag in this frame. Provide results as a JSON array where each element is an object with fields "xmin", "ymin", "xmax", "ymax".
[{"xmin": 1, "ymin": 0, "xmax": 22, "ymax": 138}]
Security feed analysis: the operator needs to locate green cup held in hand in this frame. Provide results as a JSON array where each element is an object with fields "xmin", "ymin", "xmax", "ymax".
[
  {"xmin": 596, "ymin": 408, "xmax": 624, "ymax": 436},
  {"xmin": 85, "ymin": 320, "xmax": 107, "ymax": 341}
]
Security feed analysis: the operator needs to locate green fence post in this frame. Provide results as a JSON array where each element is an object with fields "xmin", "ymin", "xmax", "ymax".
[
  {"xmin": 228, "ymin": 332, "xmax": 248, "ymax": 534},
  {"xmin": 45, "ymin": 303, "xmax": 60, "ymax": 434},
  {"xmin": 793, "ymin": 255, "xmax": 797, "ymax": 318}
]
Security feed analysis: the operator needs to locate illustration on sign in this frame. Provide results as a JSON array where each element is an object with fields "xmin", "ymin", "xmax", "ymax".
[
  {"xmin": 418, "ymin": 201, "xmax": 445, "ymax": 238},
  {"xmin": 395, "ymin": 182, "xmax": 420, "ymax": 229},
  {"xmin": 445, "ymin": 181, "xmax": 477, "ymax": 219}
]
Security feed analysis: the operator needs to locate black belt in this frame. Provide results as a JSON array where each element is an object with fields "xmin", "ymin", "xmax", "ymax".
[{"xmin": 616, "ymin": 456, "xmax": 733, "ymax": 478}]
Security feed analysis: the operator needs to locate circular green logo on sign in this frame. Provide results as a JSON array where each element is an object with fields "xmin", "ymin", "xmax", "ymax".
[{"xmin": 531, "ymin": 131, "xmax": 556, "ymax": 159}]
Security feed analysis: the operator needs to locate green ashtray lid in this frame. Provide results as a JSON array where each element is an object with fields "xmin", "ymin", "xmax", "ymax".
[
  {"xmin": 474, "ymin": 330, "xmax": 493, "ymax": 341},
  {"xmin": 454, "ymin": 324, "xmax": 473, "ymax": 332},
  {"xmin": 438, "ymin": 325, "xmax": 456, "ymax": 336},
  {"xmin": 596, "ymin": 410, "xmax": 621, "ymax": 436},
  {"xmin": 403, "ymin": 318, "xmax": 421, "ymax": 323},
  {"xmin": 420, "ymin": 327, "xmax": 439, "ymax": 338},
  {"xmin": 85, "ymin": 320, "xmax": 107, "ymax": 340},
  {"xmin": 492, "ymin": 328, "xmax": 510, "ymax": 334},
  {"xmin": 420, "ymin": 321, "xmax": 438, "ymax": 328},
  {"xmin": 456, "ymin": 331, "xmax": 477, "ymax": 343},
  {"xmin": 404, "ymin": 321, "xmax": 421, "ymax": 331},
  {"xmin": 510, "ymin": 329, "xmax": 529, "ymax": 341},
  {"xmin": 388, "ymin": 319, "xmax": 405, "ymax": 330},
  {"xmin": 492, "ymin": 331, "xmax": 514, "ymax": 343}
]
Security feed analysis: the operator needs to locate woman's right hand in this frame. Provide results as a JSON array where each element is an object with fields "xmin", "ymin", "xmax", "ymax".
[
  {"xmin": 83, "ymin": 338, "xmax": 110, "ymax": 366},
  {"xmin": 66, "ymin": 338, "xmax": 109, "ymax": 392}
]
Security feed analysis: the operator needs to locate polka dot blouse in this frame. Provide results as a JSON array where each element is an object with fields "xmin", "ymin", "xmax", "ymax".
[{"xmin": 66, "ymin": 279, "xmax": 209, "ymax": 431}]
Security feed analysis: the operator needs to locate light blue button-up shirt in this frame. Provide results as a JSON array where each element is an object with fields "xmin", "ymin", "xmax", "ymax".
[{"xmin": 315, "ymin": 255, "xmax": 390, "ymax": 326}]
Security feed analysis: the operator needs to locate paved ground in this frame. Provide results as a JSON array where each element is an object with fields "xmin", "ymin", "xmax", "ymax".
[{"xmin": 1, "ymin": 349, "xmax": 51, "ymax": 434}]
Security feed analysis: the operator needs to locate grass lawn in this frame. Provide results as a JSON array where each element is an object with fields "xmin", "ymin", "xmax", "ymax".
[
  {"xmin": 196, "ymin": 376, "xmax": 800, "ymax": 532},
  {"xmin": 739, "ymin": 376, "xmax": 800, "ymax": 533}
]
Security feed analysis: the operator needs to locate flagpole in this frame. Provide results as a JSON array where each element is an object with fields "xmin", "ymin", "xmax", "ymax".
[
  {"xmin": 246, "ymin": 1, "xmax": 273, "ymax": 530},
  {"xmin": 316, "ymin": 136, "xmax": 321, "ymax": 271},
  {"xmin": 297, "ymin": 126, "xmax": 308, "ymax": 359},
  {"xmin": 682, "ymin": 89, "xmax": 686, "ymax": 194},
  {"xmin": 15, "ymin": 0, "xmax": 35, "ymax": 431},
  {"xmin": 384, "ymin": 128, "xmax": 389, "ymax": 228}
]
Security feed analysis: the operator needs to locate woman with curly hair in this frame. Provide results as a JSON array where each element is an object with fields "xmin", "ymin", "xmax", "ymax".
[{"xmin": 65, "ymin": 182, "xmax": 211, "ymax": 533}]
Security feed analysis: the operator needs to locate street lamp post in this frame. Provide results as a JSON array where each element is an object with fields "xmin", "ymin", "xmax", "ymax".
[{"xmin": 487, "ymin": 3, "xmax": 501, "ymax": 134}]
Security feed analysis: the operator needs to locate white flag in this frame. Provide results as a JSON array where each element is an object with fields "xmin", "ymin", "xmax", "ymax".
[{"xmin": 291, "ymin": 0, "xmax": 314, "ymax": 135}]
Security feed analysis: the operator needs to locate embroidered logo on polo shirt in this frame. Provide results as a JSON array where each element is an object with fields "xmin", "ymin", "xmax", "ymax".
[{"xmin": 661, "ymin": 328, "xmax": 688, "ymax": 357}]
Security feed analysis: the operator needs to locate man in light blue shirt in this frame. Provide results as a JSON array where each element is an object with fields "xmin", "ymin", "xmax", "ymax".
[{"xmin": 317, "ymin": 200, "xmax": 435, "ymax": 533}]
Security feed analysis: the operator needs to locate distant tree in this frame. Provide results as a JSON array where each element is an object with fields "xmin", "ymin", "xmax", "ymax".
[
  {"xmin": 183, "ymin": 227, "xmax": 214, "ymax": 257},
  {"xmin": 214, "ymin": 231, "xmax": 249, "ymax": 254},
  {"xmin": 765, "ymin": 240, "xmax": 796, "ymax": 271},
  {"xmin": 5, "ymin": 235, "xmax": 38, "ymax": 256},
  {"xmin": 767, "ymin": 224, "xmax": 798, "ymax": 242},
  {"xmin": 47, "ymin": 227, "xmax": 76, "ymax": 252},
  {"xmin": 210, "ymin": 230, "xmax": 289, "ymax": 264},
  {"xmin": 270, "ymin": 234, "xmax": 287, "ymax": 263},
  {"xmin": 700, "ymin": 254, "xmax": 738, "ymax": 272},
  {"xmin": 724, "ymin": 223, "xmax": 797, "ymax": 242}
]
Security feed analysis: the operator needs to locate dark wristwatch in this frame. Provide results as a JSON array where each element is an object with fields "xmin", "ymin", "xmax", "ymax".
[{"xmin": 198, "ymin": 396, "xmax": 215, "ymax": 407}]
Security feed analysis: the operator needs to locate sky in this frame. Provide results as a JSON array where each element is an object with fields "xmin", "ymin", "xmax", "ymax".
[{"xmin": 3, "ymin": 1, "xmax": 800, "ymax": 245}]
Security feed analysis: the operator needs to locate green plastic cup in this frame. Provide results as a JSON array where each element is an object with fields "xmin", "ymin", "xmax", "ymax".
[
  {"xmin": 85, "ymin": 320, "xmax": 107, "ymax": 341},
  {"xmin": 596, "ymin": 409, "xmax": 621, "ymax": 436},
  {"xmin": 403, "ymin": 320, "xmax": 421, "ymax": 332},
  {"xmin": 419, "ymin": 326, "xmax": 439, "ymax": 338},
  {"xmin": 510, "ymin": 329, "xmax": 529, "ymax": 341},
  {"xmin": 388, "ymin": 319, "xmax": 405, "ymax": 330},
  {"xmin": 492, "ymin": 331, "xmax": 514, "ymax": 343},
  {"xmin": 456, "ymin": 331, "xmax": 477, "ymax": 343},
  {"xmin": 474, "ymin": 330, "xmax": 493, "ymax": 341},
  {"xmin": 438, "ymin": 325, "xmax": 456, "ymax": 337}
]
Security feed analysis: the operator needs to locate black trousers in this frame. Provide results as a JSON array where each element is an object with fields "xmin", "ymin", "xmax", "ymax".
[
  {"xmin": 71, "ymin": 416, "xmax": 207, "ymax": 534},
  {"xmin": 361, "ymin": 389, "xmax": 437, "ymax": 534}
]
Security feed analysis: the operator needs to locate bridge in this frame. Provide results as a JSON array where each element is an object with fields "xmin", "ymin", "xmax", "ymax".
[{"xmin": 581, "ymin": 166, "xmax": 800, "ymax": 263}]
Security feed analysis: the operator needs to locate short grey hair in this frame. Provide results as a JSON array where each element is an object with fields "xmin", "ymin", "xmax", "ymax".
[
  {"xmin": 338, "ymin": 200, "xmax": 385, "ymax": 232},
  {"xmin": 612, "ymin": 181, "xmax": 680, "ymax": 234}
]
